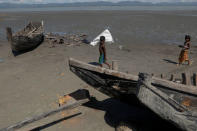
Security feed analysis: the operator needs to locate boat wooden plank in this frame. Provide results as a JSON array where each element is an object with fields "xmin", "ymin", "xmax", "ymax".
[
  {"xmin": 69, "ymin": 58, "xmax": 138, "ymax": 81},
  {"xmin": 153, "ymin": 77, "xmax": 197, "ymax": 96}
]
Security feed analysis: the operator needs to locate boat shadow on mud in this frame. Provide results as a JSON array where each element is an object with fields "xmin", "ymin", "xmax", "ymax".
[
  {"xmin": 29, "ymin": 113, "xmax": 82, "ymax": 131},
  {"xmin": 27, "ymin": 97, "xmax": 180, "ymax": 131},
  {"xmin": 163, "ymin": 59, "xmax": 178, "ymax": 65},
  {"xmin": 84, "ymin": 97, "xmax": 181, "ymax": 131}
]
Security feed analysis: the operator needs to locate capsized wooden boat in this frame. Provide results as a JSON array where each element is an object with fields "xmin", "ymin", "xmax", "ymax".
[
  {"xmin": 6, "ymin": 21, "xmax": 44, "ymax": 52},
  {"xmin": 69, "ymin": 58, "xmax": 197, "ymax": 131}
]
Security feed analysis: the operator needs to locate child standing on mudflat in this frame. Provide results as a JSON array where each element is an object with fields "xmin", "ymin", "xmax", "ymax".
[
  {"xmin": 99, "ymin": 36, "xmax": 111, "ymax": 69},
  {"xmin": 178, "ymin": 35, "xmax": 191, "ymax": 66}
]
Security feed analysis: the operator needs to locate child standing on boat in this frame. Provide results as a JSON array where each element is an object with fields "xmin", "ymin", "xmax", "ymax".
[
  {"xmin": 178, "ymin": 35, "xmax": 191, "ymax": 66},
  {"xmin": 99, "ymin": 36, "xmax": 111, "ymax": 69}
]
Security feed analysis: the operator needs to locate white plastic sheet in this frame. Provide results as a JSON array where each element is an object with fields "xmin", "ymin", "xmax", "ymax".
[{"xmin": 90, "ymin": 29, "xmax": 114, "ymax": 46}]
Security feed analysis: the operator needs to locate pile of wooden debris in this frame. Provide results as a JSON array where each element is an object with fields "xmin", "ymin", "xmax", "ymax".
[{"xmin": 45, "ymin": 32, "xmax": 88, "ymax": 47}]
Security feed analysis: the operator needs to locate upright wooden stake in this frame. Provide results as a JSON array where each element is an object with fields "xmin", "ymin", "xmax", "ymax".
[
  {"xmin": 182, "ymin": 73, "xmax": 191, "ymax": 86},
  {"xmin": 112, "ymin": 60, "xmax": 118, "ymax": 71},
  {"xmin": 193, "ymin": 73, "xmax": 197, "ymax": 86},
  {"xmin": 161, "ymin": 74, "xmax": 163, "ymax": 79},
  {"xmin": 170, "ymin": 74, "xmax": 174, "ymax": 81}
]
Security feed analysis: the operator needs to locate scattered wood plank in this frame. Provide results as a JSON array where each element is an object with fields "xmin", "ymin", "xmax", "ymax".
[{"xmin": 0, "ymin": 99, "xmax": 89, "ymax": 131}]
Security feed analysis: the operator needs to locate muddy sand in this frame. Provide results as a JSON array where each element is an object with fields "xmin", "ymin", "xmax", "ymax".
[
  {"xmin": 0, "ymin": 39, "xmax": 197, "ymax": 130},
  {"xmin": 0, "ymin": 10, "xmax": 197, "ymax": 131}
]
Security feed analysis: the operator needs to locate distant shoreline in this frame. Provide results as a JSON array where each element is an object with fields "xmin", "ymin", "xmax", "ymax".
[
  {"xmin": 1, "ymin": 6, "xmax": 197, "ymax": 12},
  {"xmin": 1, "ymin": 1, "xmax": 197, "ymax": 8}
]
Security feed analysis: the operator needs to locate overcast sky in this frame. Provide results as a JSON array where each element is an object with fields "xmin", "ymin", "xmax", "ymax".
[{"xmin": 0, "ymin": 0, "xmax": 197, "ymax": 4}]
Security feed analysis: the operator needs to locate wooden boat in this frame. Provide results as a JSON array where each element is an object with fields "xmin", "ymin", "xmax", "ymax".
[
  {"xmin": 137, "ymin": 73, "xmax": 197, "ymax": 131},
  {"xmin": 69, "ymin": 58, "xmax": 138, "ymax": 98},
  {"xmin": 6, "ymin": 21, "xmax": 44, "ymax": 52},
  {"xmin": 69, "ymin": 58, "xmax": 197, "ymax": 131}
]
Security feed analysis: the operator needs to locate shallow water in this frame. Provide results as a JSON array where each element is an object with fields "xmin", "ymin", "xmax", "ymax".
[
  {"xmin": 1, "ymin": 6, "xmax": 197, "ymax": 12},
  {"xmin": 0, "ymin": 9, "xmax": 197, "ymax": 45}
]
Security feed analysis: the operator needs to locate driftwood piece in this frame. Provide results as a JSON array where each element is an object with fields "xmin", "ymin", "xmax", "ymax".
[
  {"xmin": 0, "ymin": 99, "xmax": 89, "ymax": 131},
  {"xmin": 45, "ymin": 32, "xmax": 87, "ymax": 47}
]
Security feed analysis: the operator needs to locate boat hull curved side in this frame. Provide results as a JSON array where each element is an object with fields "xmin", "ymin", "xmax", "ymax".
[{"xmin": 11, "ymin": 33, "xmax": 44, "ymax": 52}]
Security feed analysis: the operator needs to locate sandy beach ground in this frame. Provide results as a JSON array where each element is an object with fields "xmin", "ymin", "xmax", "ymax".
[{"xmin": 0, "ymin": 10, "xmax": 197, "ymax": 130}]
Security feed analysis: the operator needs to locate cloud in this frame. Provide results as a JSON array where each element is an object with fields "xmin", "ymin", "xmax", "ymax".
[{"xmin": 0, "ymin": 0, "xmax": 43, "ymax": 3}]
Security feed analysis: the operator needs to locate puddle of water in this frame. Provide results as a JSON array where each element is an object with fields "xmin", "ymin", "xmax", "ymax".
[{"xmin": 0, "ymin": 58, "xmax": 4, "ymax": 63}]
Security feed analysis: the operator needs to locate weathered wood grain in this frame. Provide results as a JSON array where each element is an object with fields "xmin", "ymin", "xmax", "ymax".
[{"xmin": 137, "ymin": 73, "xmax": 197, "ymax": 131}]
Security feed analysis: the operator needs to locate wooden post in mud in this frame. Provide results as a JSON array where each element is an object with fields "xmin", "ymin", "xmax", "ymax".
[
  {"xmin": 170, "ymin": 74, "xmax": 174, "ymax": 81},
  {"xmin": 112, "ymin": 60, "xmax": 118, "ymax": 71},
  {"xmin": 193, "ymin": 73, "xmax": 197, "ymax": 86},
  {"xmin": 6, "ymin": 27, "xmax": 12, "ymax": 42},
  {"xmin": 182, "ymin": 73, "xmax": 191, "ymax": 86},
  {"xmin": 161, "ymin": 74, "xmax": 163, "ymax": 79}
]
